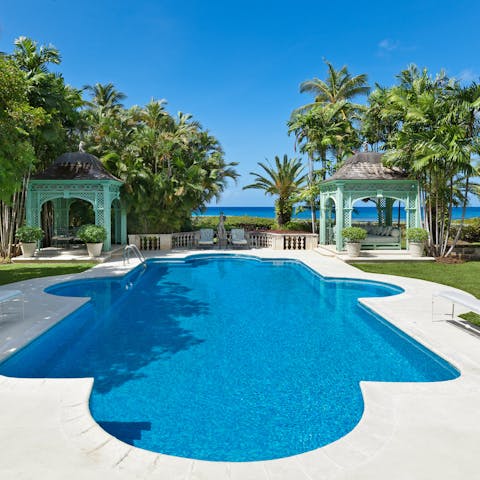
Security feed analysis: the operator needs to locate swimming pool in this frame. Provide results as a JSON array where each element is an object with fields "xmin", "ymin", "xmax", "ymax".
[{"xmin": 0, "ymin": 255, "xmax": 459, "ymax": 461}]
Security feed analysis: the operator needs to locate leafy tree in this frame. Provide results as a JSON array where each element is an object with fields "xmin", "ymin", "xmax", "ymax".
[
  {"xmin": 296, "ymin": 60, "xmax": 369, "ymax": 116},
  {"xmin": 12, "ymin": 36, "xmax": 61, "ymax": 78},
  {"xmin": 383, "ymin": 66, "xmax": 480, "ymax": 256},
  {"xmin": 84, "ymin": 82, "xmax": 126, "ymax": 112},
  {"xmin": 0, "ymin": 55, "xmax": 46, "ymax": 256},
  {"xmin": 361, "ymin": 84, "xmax": 397, "ymax": 150},
  {"xmin": 289, "ymin": 62, "xmax": 368, "ymax": 232},
  {"xmin": 12, "ymin": 36, "xmax": 83, "ymax": 166},
  {"xmin": 243, "ymin": 155, "xmax": 307, "ymax": 227}
]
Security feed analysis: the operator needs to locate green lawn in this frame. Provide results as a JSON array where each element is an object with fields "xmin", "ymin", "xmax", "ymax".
[
  {"xmin": 352, "ymin": 261, "xmax": 480, "ymax": 325},
  {"xmin": 0, "ymin": 262, "xmax": 95, "ymax": 286}
]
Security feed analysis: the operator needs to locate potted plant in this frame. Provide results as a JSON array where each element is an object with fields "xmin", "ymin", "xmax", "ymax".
[
  {"xmin": 77, "ymin": 224, "xmax": 107, "ymax": 257},
  {"xmin": 16, "ymin": 226, "xmax": 44, "ymax": 257},
  {"xmin": 341, "ymin": 226, "xmax": 367, "ymax": 257},
  {"xmin": 406, "ymin": 228, "xmax": 428, "ymax": 257}
]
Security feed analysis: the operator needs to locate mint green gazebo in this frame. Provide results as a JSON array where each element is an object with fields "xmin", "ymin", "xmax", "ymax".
[
  {"xmin": 26, "ymin": 149, "xmax": 127, "ymax": 251},
  {"xmin": 319, "ymin": 152, "xmax": 421, "ymax": 251}
]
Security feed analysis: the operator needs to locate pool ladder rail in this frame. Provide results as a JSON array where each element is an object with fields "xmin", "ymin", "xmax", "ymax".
[{"xmin": 123, "ymin": 244, "xmax": 147, "ymax": 266}]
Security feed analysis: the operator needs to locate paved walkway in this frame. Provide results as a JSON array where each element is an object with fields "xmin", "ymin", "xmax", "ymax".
[{"xmin": 0, "ymin": 250, "xmax": 479, "ymax": 479}]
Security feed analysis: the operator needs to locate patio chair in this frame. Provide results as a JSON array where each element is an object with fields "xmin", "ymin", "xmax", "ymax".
[
  {"xmin": 198, "ymin": 228, "xmax": 214, "ymax": 247},
  {"xmin": 231, "ymin": 228, "xmax": 248, "ymax": 248}
]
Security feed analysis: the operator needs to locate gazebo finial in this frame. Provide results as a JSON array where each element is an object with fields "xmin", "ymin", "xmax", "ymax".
[{"xmin": 78, "ymin": 141, "xmax": 86, "ymax": 153}]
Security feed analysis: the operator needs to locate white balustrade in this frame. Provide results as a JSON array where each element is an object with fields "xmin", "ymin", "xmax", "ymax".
[
  {"xmin": 172, "ymin": 231, "xmax": 198, "ymax": 249},
  {"xmin": 128, "ymin": 231, "xmax": 318, "ymax": 251}
]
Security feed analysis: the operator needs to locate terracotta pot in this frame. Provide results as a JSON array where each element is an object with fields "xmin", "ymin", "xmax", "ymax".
[
  {"xmin": 345, "ymin": 242, "xmax": 361, "ymax": 257},
  {"xmin": 86, "ymin": 243, "xmax": 103, "ymax": 257},
  {"xmin": 20, "ymin": 242, "xmax": 37, "ymax": 257},
  {"xmin": 409, "ymin": 242, "xmax": 424, "ymax": 257}
]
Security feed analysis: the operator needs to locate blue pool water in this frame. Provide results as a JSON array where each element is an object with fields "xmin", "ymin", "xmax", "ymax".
[{"xmin": 0, "ymin": 256, "xmax": 459, "ymax": 461}]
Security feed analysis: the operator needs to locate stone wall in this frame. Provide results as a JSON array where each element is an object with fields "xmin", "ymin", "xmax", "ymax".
[{"xmin": 450, "ymin": 245, "xmax": 480, "ymax": 260}]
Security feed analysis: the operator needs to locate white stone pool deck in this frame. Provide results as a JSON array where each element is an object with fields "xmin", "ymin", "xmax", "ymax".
[{"xmin": 0, "ymin": 250, "xmax": 479, "ymax": 479}]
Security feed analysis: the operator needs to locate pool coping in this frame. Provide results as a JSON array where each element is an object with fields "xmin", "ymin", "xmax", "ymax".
[{"xmin": 1, "ymin": 249, "xmax": 480, "ymax": 479}]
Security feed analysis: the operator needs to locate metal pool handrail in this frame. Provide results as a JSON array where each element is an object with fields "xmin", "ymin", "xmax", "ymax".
[{"xmin": 123, "ymin": 244, "xmax": 146, "ymax": 265}]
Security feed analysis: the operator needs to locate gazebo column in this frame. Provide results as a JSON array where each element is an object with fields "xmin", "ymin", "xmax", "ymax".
[
  {"xmin": 335, "ymin": 184, "xmax": 344, "ymax": 251},
  {"xmin": 120, "ymin": 204, "xmax": 127, "ymax": 245},
  {"xmin": 104, "ymin": 186, "xmax": 112, "ymax": 251},
  {"xmin": 94, "ymin": 187, "xmax": 112, "ymax": 251},
  {"xmin": 376, "ymin": 196, "xmax": 386, "ymax": 226},
  {"xmin": 26, "ymin": 188, "xmax": 41, "ymax": 228},
  {"xmin": 343, "ymin": 194, "xmax": 353, "ymax": 250},
  {"xmin": 319, "ymin": 194, "xmax": 326, "ymax": 245},
  {"xmin": 414, "ymin": 192, "xmax": 422, "ymax": 227},
  {"xmin": 113, "ymin": 203, "xmax": 121, "ymax": 245},
  {"xmin": 326, "ymin": 201, "xmax": 334, "ymax": 244}
]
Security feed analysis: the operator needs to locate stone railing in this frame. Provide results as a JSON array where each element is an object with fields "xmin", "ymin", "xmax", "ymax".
[
  {"xmin": 172, "ymin": 231, "xmax": 198, "ymax": 249},
  {"xmin": 128, "ymin": 234, "xmax": 172, "ymax": 251},
  {"xmin": 128, "ymin": 231, "xmax": 318, "ymax": 251},
  {"xmin": 247, "ymin": 231, "xmax": 273, "ymax": 248},
  {"xmin": 267, "ymin": 232, "xmax": 318, "ymax": 250}
]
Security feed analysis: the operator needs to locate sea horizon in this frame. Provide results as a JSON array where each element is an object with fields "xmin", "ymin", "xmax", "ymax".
[{"xmin": 195, "ymin": 206, "xmax": 480, "ymax": 221}]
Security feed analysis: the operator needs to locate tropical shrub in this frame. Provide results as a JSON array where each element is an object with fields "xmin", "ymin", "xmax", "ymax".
[
  {"xmin": 243, "ymin": 155, "xmax": 307, "ymax": 227},
  {"xmin": 341, "ymin": 226, "xmax": 367, "ymax": 243},
  {"xmin": 281, "ymin": 220, "xmax": 311, "ymax": 232},
  {"xmin": 192, "ymin": 216, "xmax": 275, "ymax": 231},
  {"xmin": 450, "ymin": 218, "xmax": 480, "ymax": 243},
  {"xmin": 15, "ymin": 226, "xmax": 43, "ymax": 242},
  {"xmin": 406, "ymin": 228, "xmax": 428, "ymax": 243},
  {"xmin": 77, "ymin": 224, "xmax": 107, "ymax": 243}
]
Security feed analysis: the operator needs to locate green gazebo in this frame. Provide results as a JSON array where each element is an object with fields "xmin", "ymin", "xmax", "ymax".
[
  {"xmin": 26, "ymin": 149, "xmax": 127, "ymax": 251},
  {"xmin": 319, "ymin": 152, "xmax": 421, "ymax": 251}
]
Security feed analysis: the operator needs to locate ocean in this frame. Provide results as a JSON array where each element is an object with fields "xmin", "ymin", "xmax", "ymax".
[{"xmin": 194, "ymin": 206, "xmax": 480, "ymax": 222}]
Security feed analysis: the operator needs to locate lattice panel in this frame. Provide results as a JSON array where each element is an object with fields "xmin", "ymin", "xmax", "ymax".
[{"xmin": 377, "ymin": 198, "xmax": 386, "ymax": 225}]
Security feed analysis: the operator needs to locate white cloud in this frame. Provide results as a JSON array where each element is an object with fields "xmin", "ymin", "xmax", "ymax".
[
  {"xmin": 457, "ymin": 68, "xmax": 478, "ymax": 83},
  {"xmin": 378, "ymin": 39, "xmax": 400, "ymax": 53}
]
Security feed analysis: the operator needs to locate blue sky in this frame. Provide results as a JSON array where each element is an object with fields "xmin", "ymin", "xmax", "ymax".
[{"xmin": 1, "ymin": 0, "xmax": 480, "ymax": 206}]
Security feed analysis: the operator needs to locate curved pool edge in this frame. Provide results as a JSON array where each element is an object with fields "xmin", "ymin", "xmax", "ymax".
[
  {"xmin": 0, "ymin": 372, "xmax": 470, "ymax": 479},
  {"xmin": 1, "ymin": 249, "xmax": 480, "ymax": 479}
]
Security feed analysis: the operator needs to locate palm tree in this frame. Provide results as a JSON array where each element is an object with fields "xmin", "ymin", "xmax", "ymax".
[
  {"xmin": 296, "ymin": 60, "xmax": 369, "ymax": 117},
  {"xmin": 12, "ymin": 36, "xmax": 61, "ymax": 78},
  {"xmin": 243, "ymin": 155, "xmax": 307, "ymax": 227},
  {"xmin": 291, "ymin": 61, "xmax": 367, "ymax": 215},
  {"xmin": 361, "ymin": 84, "xmax": 397, "ymax": 150},
  {"xmin": 84, "ymin": 82, "xmax": 126, "ymax": 114},
  {"xmin": 383, "ymin": 66, "xmax": 480, "ymax": 256}
]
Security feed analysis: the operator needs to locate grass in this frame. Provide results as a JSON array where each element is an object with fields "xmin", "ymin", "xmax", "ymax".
[
  {"xmin": 352, "ymin": 261, "xmax": 480, "ymax": 325},
  {"xmin": 0, "ymin": 262, "xmax": 95, "ymax": 286},
  {"xmin": 459, "ymin": 312, "xmax": 480, "ymax": 326}
]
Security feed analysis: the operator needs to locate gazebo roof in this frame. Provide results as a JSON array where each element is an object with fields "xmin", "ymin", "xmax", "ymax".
[
  {"xmin": 324, "ymin": 152, "xmax": 407, "ymax": 182},
  {"xmin": 32, "ymin": 151, "xmax": 122, "ymax": 182}
]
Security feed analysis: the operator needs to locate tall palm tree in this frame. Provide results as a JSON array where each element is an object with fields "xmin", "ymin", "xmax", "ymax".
[
  {"xmin": 12, "ymin": 36, "xmax": 61, "ymax": 78},
  {"xmin": 84, "ymin": 82, "xmax": 126, "ymax": 113},
  {"xmin": 244, "ymin": 155, "xmax": 307, "ymax": 227},
  {"xmin": 288, "ymin": 103, "xmax": 347, "ymax": 231},
  {"xmin": 296, "ymin": 60, "xmax": 369, "ymax": 116},
  {"xmin": 383, "ymin": 66, "xmax": 480, "ymax": 256}
]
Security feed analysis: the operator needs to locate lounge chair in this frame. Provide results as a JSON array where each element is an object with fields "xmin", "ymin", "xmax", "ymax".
[
  {"xmin": 198, "ymin": 228, "xmax": 214, "ymax": 247},
  {"xmin": 230, "ymin": 228, "xmax": 248, "ymax": 248}
]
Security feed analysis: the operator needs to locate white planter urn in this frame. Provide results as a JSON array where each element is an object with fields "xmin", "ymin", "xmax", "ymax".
[
  {"xmin": 345, "ymin": 242, "xmax": 362, "ymax": 258},
  {"xmin": 20, "ymin": 242, "xmax": 37, "ymax": 257},
  {"xmin": 86, "ymin": 243, "xmax": 103, "ymax": 258},
  {"xmin": 409, "ymin": 242, "xmax": 424, "ymax": 257}
]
